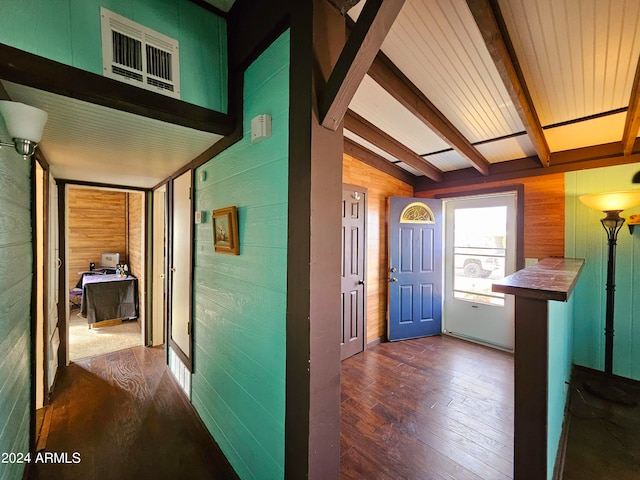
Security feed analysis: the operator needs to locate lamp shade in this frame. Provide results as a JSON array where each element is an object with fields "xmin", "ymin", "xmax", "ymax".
[
  {"xmin": 0, "ymin": 101, "xmax": 48, "ymax": 143},
  {"xmin": 579, "ymin": 190, "xmax": 640, "ymax": 212}
]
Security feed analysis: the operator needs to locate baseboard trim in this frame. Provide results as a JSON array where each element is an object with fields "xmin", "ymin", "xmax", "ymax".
[{"xmin": 367, "ymin": 336, "xmax": 384, "ymax": 349}]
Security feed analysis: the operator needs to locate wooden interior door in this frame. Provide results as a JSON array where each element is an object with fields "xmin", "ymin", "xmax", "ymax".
[
  {"xmin": 169, "ymin": 171, "xmax": 192, "ymax": 368},
  {"xmin": 341, "ymin": 186, "xmax": 366, "ymax": 360}
]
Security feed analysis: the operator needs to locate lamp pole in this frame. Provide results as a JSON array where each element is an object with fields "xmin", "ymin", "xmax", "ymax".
[{"xmin": 600, "ymin": 211, "xmax": 624, "ymax": 376}]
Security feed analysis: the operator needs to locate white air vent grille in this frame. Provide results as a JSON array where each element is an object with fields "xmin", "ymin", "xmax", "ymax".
[{"xmin": 101, "ymin": 7, "xmax": 180, "ymax": 99}]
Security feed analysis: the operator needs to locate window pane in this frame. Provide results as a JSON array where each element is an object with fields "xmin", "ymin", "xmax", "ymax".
[{"xmin": 453, "ymin": 206, "xmax": 507, "ymax": 306}]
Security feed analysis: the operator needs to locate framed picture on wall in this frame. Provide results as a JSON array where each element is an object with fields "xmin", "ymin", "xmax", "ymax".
[{"xmin": 212, "ymin": 206, "xmax": 239, "ymax": 255}]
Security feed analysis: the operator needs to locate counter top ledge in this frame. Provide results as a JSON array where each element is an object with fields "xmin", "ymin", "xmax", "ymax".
[{"xmin": 492, "ymin": 257, "xmax": 585, "ymax": 302}]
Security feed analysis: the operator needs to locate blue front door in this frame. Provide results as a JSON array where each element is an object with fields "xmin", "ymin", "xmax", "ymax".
[{"xmin": 388, "ymin": 197, "xmax": 442, "ymax": 341}]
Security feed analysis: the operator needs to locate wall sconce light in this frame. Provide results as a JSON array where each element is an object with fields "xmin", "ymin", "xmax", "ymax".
[
  {"xmin": 579, "ymin": 190, "xmax": 640, "ymax": 404},
  {"xmin": 0, "ymin": 100, "xmax": 48, "ymax": 158}
]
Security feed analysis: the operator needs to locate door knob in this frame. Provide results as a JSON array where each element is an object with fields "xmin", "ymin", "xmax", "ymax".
[
  {"xmin": 388, "ymin": 277, "xmax": 398, "ymax": 282},
  {"xmin": 389, "ymin": 267, "xmax": 397, "ymax": 273},
  {"xmin": 358, "ymin": 280, "xmax": 365, "ymax": 285}
]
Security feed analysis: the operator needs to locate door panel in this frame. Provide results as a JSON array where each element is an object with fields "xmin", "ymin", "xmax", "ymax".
[
  {"xmin": 341, "ymin": 187, "xmax": 366, "ymax": 360},
  {"xmin": 443, "ymin": 193, "xmax": 516, "ymax": 350},
  {"xmin": 388, "ymin": 197, "xmax": 442, "ymax": 341},
  {"xmin": 152, "ymin": 186, "xmax": 166, "ymax": 346},
  {"xmin": 170, "ymin": 171, "xmax": 192, "ymax": 364}
]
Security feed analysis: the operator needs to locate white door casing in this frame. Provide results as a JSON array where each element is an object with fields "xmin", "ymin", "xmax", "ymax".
[
  {"xmin": 443, "ymin": 192, "xmax": 517, "ymax": 351},
  {"xmin": 170, "ymin": 171, "xmax": 191, "ymax": 359},
  {"xmin": 152, "ymin": 186, "xmax": 166, "ymax": 346}
]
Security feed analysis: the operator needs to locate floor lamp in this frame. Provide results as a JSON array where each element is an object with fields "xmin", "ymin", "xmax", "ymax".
[{"xmin": 579, "ymin": 190, "xmax": 640, "ymax": 404}]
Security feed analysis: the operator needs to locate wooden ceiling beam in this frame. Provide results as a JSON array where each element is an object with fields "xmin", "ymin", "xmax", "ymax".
[
  {"xmin": 550, "ymin": 141, "xmax": 624, "ymax": 166},
  {"xmin": 326, "ymin": 0, "xmax": 363, "ymax": 16},
  {"xmin": 414, "ymin": 142, "xmax": 640, "ymax": 192},
  {"xmin": 344, "ymin": 137, "xmax": 416, "ymax": 186},
  {"xmin": 344, "ymin": 109, "xmax": 442, "ymax": 182},
  {"xmin": 622, "ymin": 56, "xmax": 640, "ymax": 155},
  {"xmin": 369, "ymin": 53, "xmax": 491, "ymax": 176},
  {"xmin": 319, "ymin": 0, "xmax": 405, "ymax": 130},
  {"xmin": 466, "ymin": 0, "xmax": 550, "ymax": 167}
]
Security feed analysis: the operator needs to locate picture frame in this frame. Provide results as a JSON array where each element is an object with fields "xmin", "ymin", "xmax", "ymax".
[{"xmin": 212, "ymin": 206, "xmax": 240, "ymax": 255}]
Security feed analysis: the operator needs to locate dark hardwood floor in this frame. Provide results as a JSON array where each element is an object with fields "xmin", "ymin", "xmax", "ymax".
[
  {"xmin": 562, "ymin": 367, "xmax": 640, "ymax": 480},
  {"xmin": 28, "ymin": 346, "xmax": 237, "ymax": 480},
  {"xmin": 30, "ymin": 334, "xmax": 638, "ymax": 479},
  {"xmin": 340, "ymin": 335, "xmax": 514, "ymax": 480}
]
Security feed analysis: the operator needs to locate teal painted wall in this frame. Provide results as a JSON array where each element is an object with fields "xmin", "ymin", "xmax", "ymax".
[
  {"xmin": 565, "ymin": 163, "xmax": 640, "ymax": 380},
  {"xmin": 0, "ymin": 121, "xmax": 33, "ymax": 480},
  {"xmin": 547, "ymin": 295, "xmax": 575, "ymax": 479},
  {"xmin": 0, "ymin": 0, "xmax": 227, "ymax": 112},
  {"xmin": 191, "ymin": 30, "xmax": 290, "ymax": 480}
]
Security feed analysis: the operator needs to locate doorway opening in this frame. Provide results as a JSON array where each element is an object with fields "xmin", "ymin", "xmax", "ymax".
[
  {"xmin": 167, "ymin": 170, "xmax": 193, "ymax": 396},
  {"xmin": 443, "ymin": 191, "xmax": 519, "ymax": 351},
  {"xmin": 65, "ymin": 185, "xmax": 146, "ymax": 362}
]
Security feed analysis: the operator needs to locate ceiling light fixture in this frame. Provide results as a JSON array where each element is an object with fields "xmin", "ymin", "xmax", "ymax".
[{"xmin": 0, "ymin": 100, "xmax": 48, "ymax": 158}]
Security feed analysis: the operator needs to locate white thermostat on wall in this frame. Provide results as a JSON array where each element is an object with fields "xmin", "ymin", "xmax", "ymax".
[{"xmin": 251, "ymin": 114, "xmax": 272, "ymax": 143}]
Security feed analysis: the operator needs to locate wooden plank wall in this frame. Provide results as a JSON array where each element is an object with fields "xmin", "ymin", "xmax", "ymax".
[
  {"xmin": 67, "ymin": 188, "xmax": 126, "ymax": 293},
  {"xmin": 127, "ymin": 192, "xmax": 144, "ymax": 325},
  {"xmin": 343, "ymin": 153, "xmax": 414, "ymax": 344},
  {"xmin": 0, "ymin": 126, "xmax": 32, "ymax": 480},
  {"xmin": 417, "ymin": 173, "xmax": 566, "ymax": 260},
  {"xmin": 191, "ymin": 31, "xmax": 290, "ymax": 480}
]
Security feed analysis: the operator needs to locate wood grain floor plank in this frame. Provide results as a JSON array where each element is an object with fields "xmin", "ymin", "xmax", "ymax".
[
  {"xmin": 30, "ymin": 327, "xmax": 635, "ymax": 479},
  {"xmin": 341, "ymin": 335, "xmax": 514, "ymax": 479},
  {"xmin": 342, "ymin": 397, "xmax": 485, "ymax": 480},
  {"xmin": 27, "ymin": 346, "xmax": 237, "ymax": 480},
  {"xmin": 372, "ymin": 401, "xmax": 512, "ymax": 478}
]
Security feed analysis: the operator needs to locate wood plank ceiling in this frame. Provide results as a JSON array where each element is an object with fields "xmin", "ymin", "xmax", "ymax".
[{"xmin": 345, "ymin": 0, "xmax": 640, "ymax": 188}]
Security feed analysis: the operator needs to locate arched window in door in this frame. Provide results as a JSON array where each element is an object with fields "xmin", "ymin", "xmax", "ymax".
[{"xmin": 399, "ymin": 202, "xmax": 435, "ymax": 224}]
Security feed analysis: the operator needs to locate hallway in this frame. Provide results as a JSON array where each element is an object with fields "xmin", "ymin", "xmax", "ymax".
[{"xmin": 28, "ymin": 346, "xmax": 237, "ymax": 480}]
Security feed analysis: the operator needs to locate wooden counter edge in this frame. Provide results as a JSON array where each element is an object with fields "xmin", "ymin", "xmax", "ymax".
[{"xmin": 492, "ymin": 257, "xmax": 585, "ymax": 302}]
